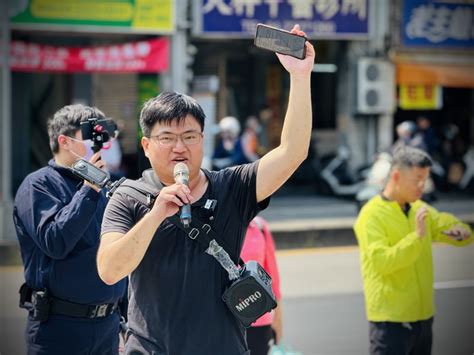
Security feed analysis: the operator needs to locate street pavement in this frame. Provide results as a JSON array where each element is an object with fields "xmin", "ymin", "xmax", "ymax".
[
  {"xmin": 1, "ymin": 243, "xmax": 473, "ymax": 355},
  {"xmin": 278, "ymin": 244, "xmax": 474, "ymax": 355}
]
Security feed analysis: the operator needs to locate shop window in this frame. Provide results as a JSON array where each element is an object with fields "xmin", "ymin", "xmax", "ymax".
[{"xmin": 312, "ymin": 72, "xmax": 336, "ymax": 129}]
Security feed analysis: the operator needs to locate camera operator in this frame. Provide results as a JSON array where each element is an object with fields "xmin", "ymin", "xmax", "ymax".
[
  {"xmin": 97, "ymin": 25, "xmax": 314, "ymax": 354},
  {"xmin": 13, "ymin": 104, "xmax": 126, "ymax": 355}
]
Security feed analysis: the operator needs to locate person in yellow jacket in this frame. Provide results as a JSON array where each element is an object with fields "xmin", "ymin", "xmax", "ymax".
[{"xmin": 354, "ymin": 146, "xmax": 472, "ymax": 355}]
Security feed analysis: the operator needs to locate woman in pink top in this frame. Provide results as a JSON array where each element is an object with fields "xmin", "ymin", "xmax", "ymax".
[{"xmin": 241, "ymin": 216, "xmax": 282, "ymax": 355}]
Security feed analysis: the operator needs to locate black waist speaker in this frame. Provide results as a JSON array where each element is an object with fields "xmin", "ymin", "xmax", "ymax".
[{"xmin": 222, "ymin": 261, "xmax": 277, "ymax": 327}]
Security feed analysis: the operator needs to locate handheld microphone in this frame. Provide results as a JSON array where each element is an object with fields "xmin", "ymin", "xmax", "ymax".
[{"xmin": 173, "ymin": 162, "xmax": 191, "ymax": 228}]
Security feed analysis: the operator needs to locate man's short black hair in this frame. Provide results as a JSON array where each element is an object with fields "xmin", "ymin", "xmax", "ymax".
[
  {"xmin": 47, "ymin": 104, "xmax": 106, "ymax": 154},
  {"xmin": 392, "ymin": 146, "xmax": 433, "ymax": 170},
  {"xmin": 139, "ymin": 92, "xmax": 206, "ymax": 138}
]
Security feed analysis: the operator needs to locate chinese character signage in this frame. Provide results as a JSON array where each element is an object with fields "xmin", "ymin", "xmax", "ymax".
[
  {"xmin": 402, "ymin": 0, "xmax": 474, "ymax": 48},
  {"xmin": 193, "ymin": 0, "xmax": 368, "ymax": 39},
  {"xmin": 10, "ymin": 0, "xmax": 175, "ymax": 34},
  {"xmin": 399, "ymin": 84, "xmax": 443, "ymax": 110},
  {"xmin": 7, "ymin": 38, "xmax": 169, "ymax": 73}
]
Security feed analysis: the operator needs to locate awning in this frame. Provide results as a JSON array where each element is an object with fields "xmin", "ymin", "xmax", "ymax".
[{"xmin": 396, "ymin": 63, "xmax": 474, "ymax": 88}]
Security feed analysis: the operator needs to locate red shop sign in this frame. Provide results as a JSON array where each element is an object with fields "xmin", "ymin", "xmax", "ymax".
[{"xmin": 9, "ymin": 38, "xmax": 169, "ymax": 73}]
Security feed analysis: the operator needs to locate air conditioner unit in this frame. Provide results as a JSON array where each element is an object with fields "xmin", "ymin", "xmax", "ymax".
[{"xmin": 356, "ymin": 58, "xmax": 395, "ymax": 114}]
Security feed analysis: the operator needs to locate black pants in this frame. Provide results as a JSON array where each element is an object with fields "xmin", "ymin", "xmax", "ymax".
[
  {"xmin": 369, "ymin": 318, "xmax": 433, "ymax": 355},
  {"xmin": 246, "ymin": 325, "xmax": 274, "ymax": 355},
  {"xmin": 26, "ymin": 313, "xmax": 120, "ymax": 355}
]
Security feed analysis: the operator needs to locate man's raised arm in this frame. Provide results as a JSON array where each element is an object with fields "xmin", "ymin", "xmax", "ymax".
[{"xmin": 257, "ymin": 25, "xmax": 315, "ymax": 202}]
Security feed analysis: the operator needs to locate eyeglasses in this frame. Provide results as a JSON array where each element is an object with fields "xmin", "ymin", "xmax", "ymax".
[{"xmin": 149, "ymin": 131, "xmax": 203, "ymax": 147}]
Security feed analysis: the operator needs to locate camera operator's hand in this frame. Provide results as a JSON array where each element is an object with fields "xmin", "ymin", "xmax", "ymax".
[
  {"xmin": 84, "ymin": 152, "xmax": 106, "ymax": 193},
  {"xmin": 149, "ymin": 183, "xmax": 194, "ymax": 220}
]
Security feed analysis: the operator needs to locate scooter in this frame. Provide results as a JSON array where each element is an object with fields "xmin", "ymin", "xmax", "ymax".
[{"xmin": 318, "ymin": 145, "xmax": 365, "ymax": 197}]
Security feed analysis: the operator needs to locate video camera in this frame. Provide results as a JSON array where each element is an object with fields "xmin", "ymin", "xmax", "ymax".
[{"xmin": 80, "ymin": 118, "xmax": 117, "ymax": 153}]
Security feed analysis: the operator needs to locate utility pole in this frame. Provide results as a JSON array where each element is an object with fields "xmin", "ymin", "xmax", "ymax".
[
  {"xmin": 0, "ymin": 0, "xmax": 15, "ymax": 242},
  {"xmin": 367, "ymin": 0, "xmax": 392, "ymax": 162},
  {"xmin": 162, "ymin": 0, "xmax": 190, "ymax": 94}
]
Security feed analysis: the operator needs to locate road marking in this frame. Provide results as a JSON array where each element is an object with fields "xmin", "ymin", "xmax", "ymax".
[
  {"xmin": 276, "ymin": 245, "xmax": 359, "ymax": 256},
  {"xmin": 269, "ymin": 217, "xmax": 356, "ymax": 232},
  {"xmin": 434, "ymin": 280, "xmax": 474, "ymax": 289}
]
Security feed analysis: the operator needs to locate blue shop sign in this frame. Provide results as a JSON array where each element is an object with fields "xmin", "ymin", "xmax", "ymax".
[
  {"xmin": 193, "ymin": 0, "xmax": 368, "ymax": 39},
  {"xmin": 402, "ymin": 0, "xmax": 474, "ymax": 48}
]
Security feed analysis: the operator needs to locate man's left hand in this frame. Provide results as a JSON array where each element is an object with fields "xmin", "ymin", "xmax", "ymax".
[{"xmin": 276, "ymin": 24, "xmax": 315, "ymax": 77}]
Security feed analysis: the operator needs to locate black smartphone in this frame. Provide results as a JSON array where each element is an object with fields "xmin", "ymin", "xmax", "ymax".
[
  {"xmin": 70, "ymin": 159, "xmax": 110, "ymax": 188},
  {"xmin": 254, "ymin": 24, "xmax": 307, "ymax": 59}
]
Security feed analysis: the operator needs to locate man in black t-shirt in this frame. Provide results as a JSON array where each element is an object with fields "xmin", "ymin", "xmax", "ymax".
[{"xmin": 98, "ymin": 25, "xmax": 315, "ymax": 355}]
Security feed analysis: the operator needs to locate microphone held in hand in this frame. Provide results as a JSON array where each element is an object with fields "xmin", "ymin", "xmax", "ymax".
[{"xmin": 173, "ymin": 162, "xmax": 191, "ymax": 228}]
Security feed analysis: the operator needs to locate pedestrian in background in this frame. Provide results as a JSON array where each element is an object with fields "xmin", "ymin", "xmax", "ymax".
[
  {"xmin": 241, "ymin": 216, "xmax": 282, "ymax": 355},
  {"xmin": 392, "ymin": 121, "xmax": 426, "ymax": 154},
  {"xmin": 415, "ymin": 116, "xmax": 438, "ymax": 156},
  {"xmin": 354, "ymin": 146, "xmax": 472, "ymax": 355},
  {"xmin": 241, "ymin": 115, "xmax": 263, "ymax": 162},
  {"xmin": 212, "ymin": 116, "xmax": 250, "ymax": 170},
  {"xmin": 13, "ymin": 104, "xmax": 126, "ymax": 355}
]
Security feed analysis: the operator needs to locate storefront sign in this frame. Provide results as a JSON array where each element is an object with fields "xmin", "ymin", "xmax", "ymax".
[
  {"xmin": 193, "ymin": 0, "xmax": 368, "ymax": 39},
  {"xmin": 399, "ymin": 84, "xmax": 443, "ymax": 110},
  {"xmin": 10, "ymin": 0, "xmax": 175, "ymax": 34},
  {"xmin": 9, "ymin": 38, "xmax": 169, "ymax": 73},
  {"xmin": 402, "ymin": 0, "xmax": 474, "ymax": 48}
]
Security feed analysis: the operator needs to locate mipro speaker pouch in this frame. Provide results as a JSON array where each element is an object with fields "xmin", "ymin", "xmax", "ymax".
[
  {"xmin": 168, "ymin": 214, "xmax": 277, "ymax": 328},
  {"xmin": 222, "ymin": 261, "xmax": 277, "ymax": 327}
]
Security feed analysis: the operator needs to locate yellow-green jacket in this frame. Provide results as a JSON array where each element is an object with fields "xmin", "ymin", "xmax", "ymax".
[{"xmin": 354, "ymin": 195, "xmax": 472, "ymax": 322}]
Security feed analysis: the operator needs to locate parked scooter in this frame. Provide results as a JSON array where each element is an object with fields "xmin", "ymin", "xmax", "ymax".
[
  {"xmin": 459, "ymin": 146, "xmax": 474, "ymax": 191},
  {"xmin": 317, "ymin": 145, "xmax": 365, "ymax": 197},
  {"xmin": 355, "ymin": 152, "xmax": 392, "ymax": 211}
]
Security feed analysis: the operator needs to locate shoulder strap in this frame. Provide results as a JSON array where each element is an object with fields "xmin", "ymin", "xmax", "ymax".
[
  {"xmin": 114, "ymin": 179, "xmax": 160, "ymax": 208},
  {"xmin": 253, "ymin": 216, "xmax": 264, "ymax": 233}
]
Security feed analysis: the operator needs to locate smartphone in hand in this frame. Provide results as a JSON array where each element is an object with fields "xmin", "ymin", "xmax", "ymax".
[
  {"xmin": 254, "ymin": 24, "xmax": 307, "ymax": 59},
  {"xmin": 70, "ymin": 159, "xmax": 110, "ymax": 188},
  {"xmin": 442, "ymin": 229, "xmax": 464, "ymax": 241}
]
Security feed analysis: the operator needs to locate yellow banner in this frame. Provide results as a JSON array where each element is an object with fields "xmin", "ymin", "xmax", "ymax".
[
  {"xmin": 31, "ymin": 0, "xmax": 132, "ymax": 21},
  {"xmin": 399, "ymin": 84, "xmax": 442, "ymax": 110},
  {"xmin": 133, "ymin": 0, "xmax": 174, "ymax": 31},
  {"xmin": 12, "ymin": 0, "xmax": 175, "ymax": 33}
]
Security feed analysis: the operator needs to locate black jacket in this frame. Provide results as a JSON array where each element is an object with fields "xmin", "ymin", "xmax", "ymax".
[{"xmin": 13, "ymin": 159, "xmax": 125, "ymax": 304}]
